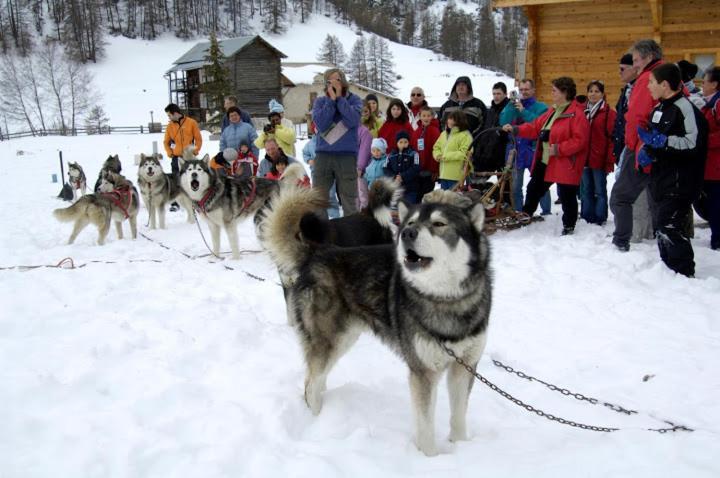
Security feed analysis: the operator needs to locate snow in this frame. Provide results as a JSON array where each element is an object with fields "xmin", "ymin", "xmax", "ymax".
[
  {"xmin": 282, "ymin": 64, "xmax": 327, "ymax": 86},
  {"xmin": 1, "ymin": 12, "xmax": 719, "ymax": 478}
]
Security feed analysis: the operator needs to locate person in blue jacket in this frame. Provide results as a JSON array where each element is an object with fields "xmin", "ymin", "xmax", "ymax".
[
  {"xmin": 303, "ymin": 131, "xmax": 340, "ymax": 219},
  {"xmin": 221, "ymin": 96, "xmax": 253, "ymax": 131},
  {"xmin": 500, "ymin": 79, "xmax": 552, "ymax": 214},
  {"xmin": 311, "ymin": 68, "xmax": 363, "ymax": 216},
  {"xmin": 386, "ymin": 130, "xmax": 421, "ymax": 203},
  {"xmin": 220, "ymin": 106, "xmax": 259, "ymax": 159}
]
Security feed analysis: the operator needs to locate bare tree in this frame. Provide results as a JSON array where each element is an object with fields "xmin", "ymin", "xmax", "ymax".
[
  {"xmin": 21, "ymin": 54, "xmax": 48, "ymax": 131},
  {"xmin": 316, "ymin": 34, "xmax": 346, "ymax": 67},
  {"xmin": 0, "ymin": 54, "xmax": 36, "ymax": 132}
]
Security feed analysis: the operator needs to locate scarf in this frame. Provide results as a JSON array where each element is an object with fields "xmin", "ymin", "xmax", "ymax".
[{"xmin": 585, "ymin": 100, "xmax": 604, "ymax": 120}]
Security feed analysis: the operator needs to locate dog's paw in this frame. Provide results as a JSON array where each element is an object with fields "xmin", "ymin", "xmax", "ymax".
[
  {"xmin": 304, "ymin": 387, "xmax": 323, "ymax": 416},
  {"xmin": 448, "ymin": 429, "xmax": 468, "ymax": 443},
  {"xmin": 416, "ymin": 438, "xmax": 438, "ymax": 457}
]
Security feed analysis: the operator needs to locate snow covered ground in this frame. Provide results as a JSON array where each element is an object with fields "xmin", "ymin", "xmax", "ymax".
[{"xmin": 1, "ymin": 131, "xmax": 719, "ymax": 478}]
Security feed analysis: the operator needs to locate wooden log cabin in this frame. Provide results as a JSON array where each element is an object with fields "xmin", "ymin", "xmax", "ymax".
[
  {"xmin": 493, "ymin": 0, "xmax": 720, "ymax": 105},
  {"xmin": 165, "ymin": 36, "xmax": 287, "ymax": 123}
]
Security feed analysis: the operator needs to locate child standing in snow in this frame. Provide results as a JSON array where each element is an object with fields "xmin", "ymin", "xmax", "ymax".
[
  {"xmin": 364, "ymin": 138, "xmax": 389, "ymax": 188},
  {"xmin": 386, "ymin": 131, "xmax": 421, "ymax": 203}
]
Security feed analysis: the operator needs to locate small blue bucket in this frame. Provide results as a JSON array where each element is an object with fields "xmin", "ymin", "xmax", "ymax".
[{"xmin": 52, "ymin": 173, "xmax": 58, "ymax": 183}]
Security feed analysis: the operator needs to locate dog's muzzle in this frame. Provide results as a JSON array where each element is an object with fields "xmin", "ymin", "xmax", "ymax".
[
  {"xmin": 190, "ymin": 173, "xmax": 200, "ymax": 192},
  {"xmin": 401, "ymin": 227, "xmax": 433, "ymax": 271},
  {"xmin": 146, "ymin": 168, "xmax": 155, "ymax": 176}
]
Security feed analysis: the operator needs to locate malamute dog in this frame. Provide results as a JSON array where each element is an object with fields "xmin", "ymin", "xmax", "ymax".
[
  {"xmin": 54, "ymin": 170, "xmax": 140, "ymax": 245},
  {"xmin": 137, "ymin": 153, "xmax": 193, "ymax": 228},
  {"xmin": 67, "ymin": 162, "xmax": 87, "ymax": 200},
  {"xmin": 178, "ymin": 148, "xmax": 308, "ymax": 260},
  {"xmin": 93, "ymin": 154, "xmax": 122, "ymax": 192},
  {"xmin": 259, "ymin": 187, "xmax": 492, "ymax": 456}
]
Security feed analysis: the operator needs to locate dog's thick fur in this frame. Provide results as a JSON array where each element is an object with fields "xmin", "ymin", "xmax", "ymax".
[
  {"xmin": 298, "ymin": 177, "xmax": 402, "ymax": 247},
  {"xmin": 93, "ymin": 154, "xmax": 122, "ymax": 192},
  {"xmin": 178, "ymin": 147, "xmax": 311, "ymax": 259},
  {"xmin": 67, "ymin": 162, "xmax": 87, "ymax": 201},
  {"xmin": 54, "ymin": 170, "xmax": 140, "ymax": 245},
  {"xmin": 259, "ymin": 187, "xmax": 492, "ymax": 456},
  {"xmin": 137, "ymin": 153, "xmax": 192, "ymax": 228}
]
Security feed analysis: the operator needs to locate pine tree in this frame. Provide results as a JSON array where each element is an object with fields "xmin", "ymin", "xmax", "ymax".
[
  {"xmin": 199, "ymin": 32, "xmax": 232, "ymax": 126},
  {"xmin": 418, "ymin": 10, "xmax": 437, "ymax": 52},
  {"xmin": 84, "ymin": 105, "xmax": 109, "ymax": 134},
  {"xmin": 347, "ymin": 36, "xmax": 368, "ymax": 86},
  {"xmin": 316, "ymin": 34, "xmax": 346, "ymax": 67},
  {"xmin": 400, "ymin": 7, "xmax": 416, "ymax": 46},
  {"xmin": 262, "ymin": 0, "xmax": 287, "ymax": 34},
  {"xmin": 375, "ymin": 36, "xmax": 397, "ymax": 95},
  {"xmin": 477, "ymin": 1, "xmax": 497, "ymax": 67}
]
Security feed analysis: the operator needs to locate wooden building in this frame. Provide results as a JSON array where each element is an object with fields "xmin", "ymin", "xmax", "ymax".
[
  {"xmin": 165, "ymin": 36, "xmax": 287, "ymax": 122},
  {"xmin": 493, "ymin": 0, "xmax": 719, "ymax": 104}
]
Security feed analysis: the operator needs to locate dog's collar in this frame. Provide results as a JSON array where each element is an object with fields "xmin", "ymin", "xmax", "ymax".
[
  {"xmin": 196, "ymin": 187, "xmax": 217, "ymax": 214},
  {"xmin": 240, "ymin": 178, "xmax": 257, "ymax": 213}
]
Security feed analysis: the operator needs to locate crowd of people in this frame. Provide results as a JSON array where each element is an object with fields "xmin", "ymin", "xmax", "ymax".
[{"xmin": 162, "ymin": 38, "xmax": 719, "ymax": 278}]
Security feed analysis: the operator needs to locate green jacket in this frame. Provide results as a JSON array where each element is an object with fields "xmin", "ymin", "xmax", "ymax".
[{"xmin": 432, "ymin": 127, "xmax": 473, "ymax": 181}]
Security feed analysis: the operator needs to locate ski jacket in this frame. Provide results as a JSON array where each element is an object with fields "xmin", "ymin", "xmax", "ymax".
[
  {"xmin": 499, "ymin": 97, "xmax": 549, "ymax": 169},
  {"xmin": 407, "ymin": 100, "xmax": 440, "ymax": 131},
  {"xmin": 364, "ymin": 155, "xmax": 389, "ymax": 187},
  {"xmin": 220, "ymin": 121, "xmax": 259, "ymax": 159},
  {"xmin": 585, "ymin": 101, "xmax": 617, "ymax": 172},
  {"xmin": 164, "ymin": 115, "xmax": 202, "ymax": 158},
  {"xmin": 625, "ymin": 59, "xmax": 664, "ymax": 155},
  {"xmin": 377, "ymin": 120, "xmax": 412, "ymax": 154},
  {"xmin": 475, "ymin": 98, "xmax": 510, "ymax": 172},
  {"xmin": 703, "ymin": 91, "xmax": 720, "ymax": 180},
  {"xmin": 438, "ymin": 77, "xmax": 488, "ymax": 133},
  {"xmin": 312, "ymin": 92, "xmax": 363, "ymax": 155},
  {"xmin": 386, "ymin": 147, "xmax": 421, "ymax": 194},
  {"xmin": 221, "ymin": 109, "xmax": 253, "ymax": 131},
  {"xmin": 612, "ymin": 81, "xmax": 634, "ymax": 160},
  {"xmin": 254, "ymin": 123, "xmax": 297, "ymax": 157},
  {"xmin": 411, "ymin": 122, "xmax": 441, "ymax": 176},
  {"xmin": 515, "ymin": 100, "xmax": 590, "ymax": 186},
  {"xmin": 432, "ymin": 127, "xmax": 473, "ymax": 181},
  {"xmin": 356, "ymin": 125, "xmax": 373, "ymax": 173}
]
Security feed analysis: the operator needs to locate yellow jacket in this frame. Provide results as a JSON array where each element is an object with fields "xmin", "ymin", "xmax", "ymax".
[
  {"xmin": 255, "ymin": 123, "xmax": 296, "ymax": 157},
  {"xmin": 432, "ymin": 127, "xmax": 473, "ymax": 181},
  {"xmin": 164, "ymin": 116, "xmax": 202, "ymax": 158}
]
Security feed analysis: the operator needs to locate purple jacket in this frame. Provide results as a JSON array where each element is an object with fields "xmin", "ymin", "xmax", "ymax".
[
  {"xmin": 356, "ymin": 125, "xmax": 372, "ymax": 172},
  {"xmin": 312, "ymin": 92, "xmax": 363, "ymax": 155}
]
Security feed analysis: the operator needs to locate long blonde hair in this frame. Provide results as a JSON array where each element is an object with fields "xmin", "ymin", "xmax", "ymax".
[{"xmin": 361, "ymin": 100, "xmax": 380, "ymax": 130}]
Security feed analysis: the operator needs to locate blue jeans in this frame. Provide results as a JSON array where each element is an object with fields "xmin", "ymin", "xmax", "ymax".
[
  {"xmin": 513, "ymin": 165, "xmax": 550, "ymax": 214},
  {"xmin": 440, "ymin": 179, "xmax": 457, "ymax": 190},
  {"xmin": 580, "ymin": 167, "xmax": 609, "ymax": 224}
]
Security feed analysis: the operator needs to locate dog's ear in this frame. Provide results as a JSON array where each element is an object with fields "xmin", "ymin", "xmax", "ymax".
[
  {"xmin": 201, "ymin": 154, "xmax": 210, "ymax": 166},
  {"xmin": 113, "ymin": 154, "xmax": 119, "ymax": 161},
  {"xmin": 469, "ymin": 203, "xmax": 485, "ymax": 232},
  {"xmin": 154, "ymin": 153, "xmax": 162, "ymax": 161},
  {"xmin": 140, "ymin": 153, "xmax": 146, "ymax": 161},
  {"xmin": 398, "ymin": 200, "xmax": 410, "ymax": 224}
]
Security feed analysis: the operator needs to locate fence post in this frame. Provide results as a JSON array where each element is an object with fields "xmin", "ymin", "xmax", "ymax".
[{"xmin": 141, "ymin": 125, "xmax": 144, "ymax": 134}]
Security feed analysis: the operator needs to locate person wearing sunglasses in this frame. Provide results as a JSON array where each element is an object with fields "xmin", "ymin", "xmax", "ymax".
[{"xmin": 407, "ymin": 87, "xmax": 439, "ymax": 131}]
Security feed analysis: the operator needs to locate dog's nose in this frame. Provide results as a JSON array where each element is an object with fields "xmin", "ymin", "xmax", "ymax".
[
  {"xmin": 401, "ymin": 227, "xmax": 418, "ymax": 242},
  {"xmin": 191, "ymin": 172, "xmax": 197, "ymax": 179}
]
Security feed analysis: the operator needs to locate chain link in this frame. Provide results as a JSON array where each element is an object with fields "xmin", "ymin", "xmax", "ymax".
[{"xmin": 438, "ymin": 341, "xmax": 693, "ymax": 434}]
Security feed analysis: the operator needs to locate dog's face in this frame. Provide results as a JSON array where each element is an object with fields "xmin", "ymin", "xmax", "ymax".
[
  {"xmin": 396, "ymin": 201, "xmax": 485, "ymax": 298},
  {"xmin": 98, "ymin": 170, "xmax": 119, "ymax": 192},
  {"xmin": 68, "ymin": 162, "xmax": 84, "ymax": 179},
  {"xmin": 179, "ymin": 155, "xmax": 213, "ymax": 201},
  {"xmin": 102, "ymin": 155, "xmax": 122, "ymax": 173},
  {"xmin": 138, "ymin": 154, "xmax": 163, "ymax": 180}
]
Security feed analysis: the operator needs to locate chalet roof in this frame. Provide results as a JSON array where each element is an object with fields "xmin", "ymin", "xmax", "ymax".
[{"xmin": 167, "ymin": 35, "xmax": 287, "ymax": 73}]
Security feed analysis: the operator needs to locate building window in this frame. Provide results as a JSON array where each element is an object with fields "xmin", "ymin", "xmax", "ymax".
[{"xmin": 692, "ymin": 53, "xmax": 716, "ymax": 77}]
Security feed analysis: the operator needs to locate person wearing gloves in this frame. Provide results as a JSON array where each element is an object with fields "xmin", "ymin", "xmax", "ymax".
[
  {"xmin": 502, "ymin": 76, "xmax": 590, "ymax": 235},
  {"xmin": 364, "ymin": 137, "xmax": 389, "ymax": 188},
  {"xmin": 385, "ymin": 130, "xmax": 421, "ymax": 203},
  {"xmin": 255, "ymin": 110, "xmax": 297, "ymax": 157},
  {"xmin": 636, "ymin": 63, "xmax": 708, "ymax": 277}
]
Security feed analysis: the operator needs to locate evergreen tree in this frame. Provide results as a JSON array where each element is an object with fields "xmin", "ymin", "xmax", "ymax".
[
  {"xmin": 262, "ymin": 0, "xmax": 287, "ymax": 34},
  {"xmin": 199, "ymin": 32, "xmax": 232, "ymax": 126},
  {"xmin": 84, "ymin": 105, "xmax": 109, "ymax": 134},
  {"xmin": 347, "ymin": 36, "xmax": 368, "ymax": 86},
  {"xmin": 316, "ymin": 34, "xmax": 346, "ymax": 67},
  {"xmin": 418, "ymin": 10, "xmax": 437, "ymax": 52},
  {"xmin": 400, "ymin": 7, "xmax": 416, "ymax": 46}
]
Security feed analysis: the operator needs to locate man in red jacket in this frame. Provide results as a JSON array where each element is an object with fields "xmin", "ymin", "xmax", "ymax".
[
  {"xmin": 609, "ymin": 39, "xmax": 664, "ymax": 252},
  {"xmin": 701, "ymin": 67, "xmax": 720, "ymax": 250}
]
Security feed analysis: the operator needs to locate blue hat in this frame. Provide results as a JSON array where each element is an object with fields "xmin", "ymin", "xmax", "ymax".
[
  {"xmin": 371, "ymin": 137, "xmax": 387, "ymax": 154},
  {"xmin": 395, "ymin": 130, "xmax": 410, "ymax": 143},
  {"xmin": 269, "ymin": 99, "xmax": 284, "ymax": 113}
]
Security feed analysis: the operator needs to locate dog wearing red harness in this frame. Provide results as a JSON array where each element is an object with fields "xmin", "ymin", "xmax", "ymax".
[
  {"xmin": 178, "ymin": 147, "xmax": 310, "ymax": 260},
  {"xmin": 137, "ymin": 153, "xmax": 193, "ymax": 229},
  {"xmin": 53, "ymin": 170, "xmax": 139, "ymax": 245},
  {"xmin": 67, "ymin": 162, "xmax": 87, "ymax": 201}
]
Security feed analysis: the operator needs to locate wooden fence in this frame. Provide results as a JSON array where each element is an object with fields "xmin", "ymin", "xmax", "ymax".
[{"xmin": 0, "ymin": 124, "xmax": 165, "ymax": 141}]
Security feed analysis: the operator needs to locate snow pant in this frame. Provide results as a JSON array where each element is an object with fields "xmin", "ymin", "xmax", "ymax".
[
  {"xmin": 610, "ymin": 148, "xmax": 651, "ymax": 247},
  {"xmin": 650, "ymin": 192, "xmax": 696, "ymax": 277},
  {"xmin": 580, "ymin": 167, "xmax": 608, "ymax": 224},
  {"xmin": 523, "ymin": 161, "xmax": 579, "ymax": 229},
  {"xmin": 705, "ymin": 180, "xmax": 720, "ymax": 249},
  {"xmin": 513, "ymin": 165, "xmax": 551, "ymax": 214},
  {"xmin": 632, "ymin": 188, "xmax": 655, "ymax": 243},
  {"xmin": 313, "ymin": 152, "xmax": 358, "ymax": 217}
]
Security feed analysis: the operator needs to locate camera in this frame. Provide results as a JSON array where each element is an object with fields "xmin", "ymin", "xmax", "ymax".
[
  {"xmin": 510, "ymin": 90, "xmax": 519, "ymax": 103},
  {"xmin": 263, "ymin": 123, "xmax": 274, "ymax": 134},
  {"xmin": 538, "ymin": 130, "xmax": 550, "ymax": 142}
]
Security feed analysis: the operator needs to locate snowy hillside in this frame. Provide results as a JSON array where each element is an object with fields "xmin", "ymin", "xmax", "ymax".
[{"xmin": 87, "ymin": 13, "xmax": 512, "ymax": 127}]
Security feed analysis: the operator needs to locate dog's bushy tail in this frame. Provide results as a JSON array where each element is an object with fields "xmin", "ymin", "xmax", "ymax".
[
  {"xmin": 257, "ymin": 185, "xmax": 327, "ymax": 275},
  {"xmin": 279, "ymin": 162, "xmax": 307, "ymax": 185},
  {"xmin": 53, "ymin": 197, "xmax": 89, "ymax": 222},
  {"xmin": 367, "ymin": 177, "xmax": 403, "ymax": 230}
]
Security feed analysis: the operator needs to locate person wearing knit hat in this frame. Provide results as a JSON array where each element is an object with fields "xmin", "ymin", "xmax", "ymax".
[
  {"xmin": 255, "ymin": 102, "xmax": 297, "ymax": 157},
  {"xmin": 268, "ymin": 99, "xmax": 285, "ymax": 114},
  {"xmin": 387, "ymin": 126, "xmax": 421, "ymax": 203},
  {"xmin": 395, "ymin": 130, "xmax": 410, "ymax": 143},
  {"xmin": 365, "ymin": 138, "xmax": 389, "ymax": 188}
]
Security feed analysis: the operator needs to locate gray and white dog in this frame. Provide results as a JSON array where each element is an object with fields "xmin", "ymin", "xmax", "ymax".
[
  {"xmin": 67, "ymin": 161, "xmax": 87, "ymax": 201},
  {"xmin": 54, "ymin": 170, "xmax": 140, "ymax": 245},
  {"xmin": 178, "ymin": 147, "xmax": 308, "ymax": 260},
  {"xmin": 259, "ymin": 187, "xmax": 492, "ymax": 456},
  {"xmin": 137, "ymin": 153, "xmax": 193, "ymax": 228},
  {"xmin": 93, "ymin": 154, "xmax": 123, "ymax": 192}
]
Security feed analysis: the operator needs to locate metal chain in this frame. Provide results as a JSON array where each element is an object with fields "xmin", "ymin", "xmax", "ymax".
[
  {"xmin": 438, "ymin": 341, "xmax": 693, "ymax": 434},
  {"xmin": 491, "ymin": 359, "xmax": 638, "ymax": 416}
]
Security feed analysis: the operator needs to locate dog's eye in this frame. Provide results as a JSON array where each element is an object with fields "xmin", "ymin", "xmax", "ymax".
[
  {"xmin": 407, "ymin": 221, "xmax": 415, "ymax": 226},
  {"xmin": 432, "ymin": 222, "xmax": 447, "ymax": 228}
]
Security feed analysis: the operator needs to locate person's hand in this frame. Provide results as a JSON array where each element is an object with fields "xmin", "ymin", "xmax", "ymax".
[
  {"xmin": 514, "ymin": 100, "xmax": 524, "ymax": 112},
  {"xmin": 637, "ymin": 147, "xmax": 654, "ymax": 167},
  {"xmin": 357, "ymin": 169, "xmax": 363, "ymax": 178},
  {"xmin": 394, "ymin": 175, "xmax": 402, "ymax": 184},
  {"xmin": 549, "ymin": 144, "xmax": 559, "ymax": 156},
  {"xmin": 308, "ymin": 159, "xmax": 315, "ymax": 167},
  {"xmin": 435, "ymin": 154, "xmax": 443, "ymax": 161},
  {"xmin": 637, "ymin": 127, "xmax": 667, "ymax": 149},
  {"xmin": 327, "ymin": 84, "xmax": 337, "ymax": 100},
  {"xmin": 501, "ymin": 124, "xmax": 514, "ymax": 133}
]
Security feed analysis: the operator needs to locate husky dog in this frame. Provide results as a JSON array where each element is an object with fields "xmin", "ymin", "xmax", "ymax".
[
  {"xmin": 298, "ymin": 177, "xmax": 402, "ymax": 247},
  {"xmin": 67, "ymin": 162, "xmax": 87, "ymax": 200},
  {"xmin": 137, "ymin": 153, "xmax": 193, "ymax": 228},
  {"xmin": 54, "ymin": 171, "xmax": 140, "ymax": 245},
  {"xmin": 259, "ymin": 187, "xmax": 492, "ymax": 456},
  {"xmin": 178, "ymin": 148, "xmax": 309, "ymax": 260},
  {"xmin": 93, "ymin": 154, "xmax": 122, "ymax": 192}
]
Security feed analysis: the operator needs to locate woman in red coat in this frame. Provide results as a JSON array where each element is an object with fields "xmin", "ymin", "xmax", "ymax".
[
  {"xmin": 701, "ymin": 67, "xmax": 720, "ymax": 249},
  {"xmin": 503, "ymin": 77, "xmax": 590, "ymax": 235},
  {"xmin": 377, "ymin": 98, "xmax": 412, "ymax": 153},
  {"xmin": 580, "ymin": 80, "xmax": 617, "ymax": 225}
]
